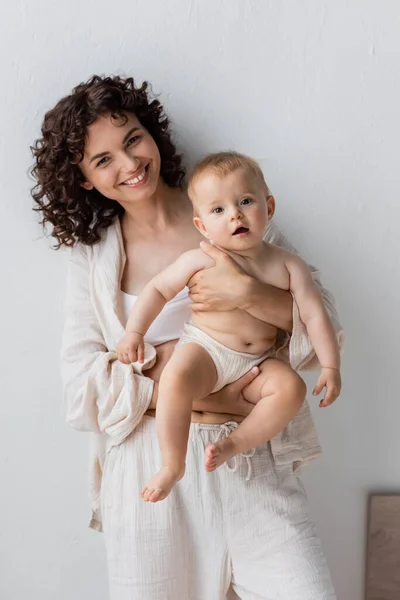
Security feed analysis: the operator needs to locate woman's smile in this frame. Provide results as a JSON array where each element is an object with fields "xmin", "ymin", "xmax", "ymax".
[{"xmin": 119, "ymin": 163, "xmax": 150, "ymax": 188}]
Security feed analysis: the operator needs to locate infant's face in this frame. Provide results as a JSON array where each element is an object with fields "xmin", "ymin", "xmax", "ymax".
[{"xmin": 191, "ymin": 168, "xmax": 273, "ymax": 251}]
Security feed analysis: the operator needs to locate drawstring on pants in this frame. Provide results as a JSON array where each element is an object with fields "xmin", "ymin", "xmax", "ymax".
[{"xmin": 215, "ymin": 422, "xmax": 256, "ymax": 481}]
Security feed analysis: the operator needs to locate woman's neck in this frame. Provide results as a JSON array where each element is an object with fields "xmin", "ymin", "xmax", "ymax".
[{"xmin": 121, "ymin": 183, "xmax": 189, "ymax": 240}]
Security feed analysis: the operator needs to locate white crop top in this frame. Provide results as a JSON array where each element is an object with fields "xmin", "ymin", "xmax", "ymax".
[{"xmin": 121, "ymin": 287, "xmax": 191, "ymax": 346}]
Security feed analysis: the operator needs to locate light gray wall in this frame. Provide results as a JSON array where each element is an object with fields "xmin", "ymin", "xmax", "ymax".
[{"xmin": 1, "ymin": 1, "xmax": 399, "ymax": 599}]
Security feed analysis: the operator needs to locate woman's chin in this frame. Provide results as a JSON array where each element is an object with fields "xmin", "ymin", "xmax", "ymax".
[{"xmin": 119, "ymin": 181, "xmax": 158, "ymax": 203}]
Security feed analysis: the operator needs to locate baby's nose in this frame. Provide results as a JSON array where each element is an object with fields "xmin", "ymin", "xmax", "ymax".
[{"xmin": 230, "ymin": 208, "xmax": 242, "ymax": 220}]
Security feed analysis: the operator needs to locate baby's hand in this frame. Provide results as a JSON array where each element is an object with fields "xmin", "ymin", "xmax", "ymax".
[
  {"xmin": 116, "ymin": 332, "xmax": 145, "ymax": 365},
  {"xmin": 313, "ymin": 367, "xmax": 342, "ymax": 407}
]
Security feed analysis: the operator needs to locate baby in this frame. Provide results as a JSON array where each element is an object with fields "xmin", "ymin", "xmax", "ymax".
[{"xmin": 116, "ymin": 152, "xmax": 342, "ymax": 503}]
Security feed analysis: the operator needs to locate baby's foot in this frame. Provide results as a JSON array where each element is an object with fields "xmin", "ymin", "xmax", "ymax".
[
  {"xmin": 205, "ymin": 438, "xmax": 237, "ymax": 472},
  {"xmin": 141, "ymin": 466, "xmax": 185, "ymax": 503}
]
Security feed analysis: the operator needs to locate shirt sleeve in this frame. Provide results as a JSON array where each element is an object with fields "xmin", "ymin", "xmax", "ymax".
[
  {"xmin": 265, "ymin": 221, "xmax": 345, "ymax": 371},
  {"xmin": 61, "ymin": 243, "xmax": 154, "ymax": 445}
]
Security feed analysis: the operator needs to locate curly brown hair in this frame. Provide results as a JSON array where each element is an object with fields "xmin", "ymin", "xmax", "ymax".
[{"xmin": 31, "ymin": 75, "xmax": 186, "ymax": 248}]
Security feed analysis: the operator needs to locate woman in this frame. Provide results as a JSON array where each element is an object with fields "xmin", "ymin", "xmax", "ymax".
[{"xmin": 31, "ymin": 75, "xmax": 343, "ymax": 600}]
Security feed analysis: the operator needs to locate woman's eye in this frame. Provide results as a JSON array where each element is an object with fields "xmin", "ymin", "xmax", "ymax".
[
  {"xmin": 97, "ymin": 156, "xmax": 110, "ymax": 167},
  {"xmin": 240, "ymin": 197, "xmax": 253, "ymax": 206},
  {"xmin": 127, "ymin": 135, "xmax": 140, "ymax": 146},
  {"xmin": 212, "ymin": 207, "xmax": 224, "ymax": 214}
]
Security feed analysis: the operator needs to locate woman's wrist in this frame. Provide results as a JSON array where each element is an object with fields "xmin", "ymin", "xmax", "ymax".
[
  {"xmin": 239, "ymin": 277, "xmax": 293, "ymax": 332},
  {"xmin": 236, "ymin": 274, "xmax": 257, "ymax": 310}
]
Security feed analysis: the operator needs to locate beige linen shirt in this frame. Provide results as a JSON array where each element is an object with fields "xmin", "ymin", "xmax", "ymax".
[{"xmin": 61, "ymin": 218, "xmax": 344, "ymax": 531}]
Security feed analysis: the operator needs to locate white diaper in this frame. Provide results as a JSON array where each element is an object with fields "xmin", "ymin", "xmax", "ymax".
[{"xmin": 176, "ymin": 322, "xmax": 275, "ymax": 392}]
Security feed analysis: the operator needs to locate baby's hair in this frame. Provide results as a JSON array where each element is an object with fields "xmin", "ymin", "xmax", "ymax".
[{"xmin": 188, "ymin": 151, "xmax": 270, "ymax": 198}]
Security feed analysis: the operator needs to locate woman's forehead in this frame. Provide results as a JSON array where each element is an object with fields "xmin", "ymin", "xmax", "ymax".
[{"xmin": 84, "ymin": 112, "xmax": 140, "ymax": 153}]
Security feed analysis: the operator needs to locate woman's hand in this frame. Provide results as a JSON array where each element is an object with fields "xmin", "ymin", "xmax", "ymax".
[
  {"xmin": 188, "ymin": 241, "xmax": 251, "ymax": 312},
  {"xmin": 196, "ymin": 366, "xmax": 260, "ymax": 417},
  {"xmin": 189, "ymin": 240, "xmax": 293, "ymax": 331}
]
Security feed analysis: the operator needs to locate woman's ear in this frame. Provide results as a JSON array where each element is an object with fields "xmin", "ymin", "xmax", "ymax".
[
  {"xmin": 80, "ymin": 180, "xmax": 94, "ymax": 191},
  {"xmin": 193, "ymin": 217, "xmax": 210, "ymax": 238},
  {"xmin": 266, "ymin": 195, "xmax": 275, "ymax": 220}
]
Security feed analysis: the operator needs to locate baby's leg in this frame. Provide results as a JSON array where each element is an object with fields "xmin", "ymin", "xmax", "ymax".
[
  {"xmin": 142, "ymin": 343, "xmax": 217, "ymax": 502},
  {"xmin": 205, "ymin": 359, "xmax": 306, "ymax": 472}
]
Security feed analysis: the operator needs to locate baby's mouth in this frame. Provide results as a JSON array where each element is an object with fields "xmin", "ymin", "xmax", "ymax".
[{"xmin": 232, "ymin": 226, "xmax": 249, "ymax": 235}]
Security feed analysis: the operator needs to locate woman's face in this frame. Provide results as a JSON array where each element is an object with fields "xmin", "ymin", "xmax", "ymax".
[{"xmin": 79, "ymin": 112, "xmax": 162, "ymax": 204}]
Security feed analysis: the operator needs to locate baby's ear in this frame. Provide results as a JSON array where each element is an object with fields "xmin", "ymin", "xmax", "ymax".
[
  {"xmin": 193, "ymin": 217, "xmax": 210, "ymax": 238},
  {"xmin": 266, "ymin": 195, "xmax": 275, "ymax": 220}
]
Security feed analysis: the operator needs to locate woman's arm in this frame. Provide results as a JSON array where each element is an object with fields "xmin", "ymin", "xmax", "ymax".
[
  {"xmin": 188, "ymin": 242, "xmax": 293, "ymax": 331},
  {"xmin": 148, "ymin": 380, "xmax": 255, "ymax": 418},
  {"xmin": 239, "ymin": 277, "xmax": 293, "ymax": 332},
  {"xmin": 62, "ymin": 244, "xmax": 154, "ymax": 445}
]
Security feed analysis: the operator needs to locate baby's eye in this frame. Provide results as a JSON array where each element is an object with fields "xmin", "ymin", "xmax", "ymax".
[
  {"xmin": 240, "ymin": 197, "xmax": 253, "ymax": 206},
  {"xmin": 212, "ymin": 207, "xmax": 224, "ymax": 214}
]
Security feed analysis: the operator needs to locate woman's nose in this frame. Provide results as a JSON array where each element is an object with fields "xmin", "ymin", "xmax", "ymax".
[{"xmin": 119, "ymin": 151, "xmax": 140, "ymax": 173}]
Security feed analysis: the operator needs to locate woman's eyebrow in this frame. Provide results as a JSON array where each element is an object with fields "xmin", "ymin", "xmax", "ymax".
[
  {"xmin": 89, "ymin": 151, "xmax": 108, "ymax": 165},
  {"xmin": 89, "ymin": 127, "xmax": 140, "ymax": 164},
  {"xmin": 122, "ymin": 126, "xmax": 140, "ymax": 144}
]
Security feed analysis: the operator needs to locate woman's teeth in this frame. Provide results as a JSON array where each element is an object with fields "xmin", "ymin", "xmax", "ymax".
[{"xmin": 123, "ymin": 170, "xmax": 146, "ymax": 185}]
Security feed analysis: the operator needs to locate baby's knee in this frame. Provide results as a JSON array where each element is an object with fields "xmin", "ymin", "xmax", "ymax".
[
  {"xmin": 260, "ymin": 360, "xmax": 306, "ymax": 406},
  {"xmin": 283, "ymin": 369, "xmax": 306, "ymax": 406}
]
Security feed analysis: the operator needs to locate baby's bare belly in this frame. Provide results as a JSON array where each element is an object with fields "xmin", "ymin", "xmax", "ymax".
[{"xmin": 192, "ymin": 309, "xmax": 277, "ymax": 354}]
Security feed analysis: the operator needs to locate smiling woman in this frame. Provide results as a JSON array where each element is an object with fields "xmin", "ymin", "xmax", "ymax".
[
  {"xmin": 80, "ymin": 116, "xmax": 162, "ymax": 204},
  {"xmin": 31, "ymin": 75, "xmax": 185, "ymax": 247}
]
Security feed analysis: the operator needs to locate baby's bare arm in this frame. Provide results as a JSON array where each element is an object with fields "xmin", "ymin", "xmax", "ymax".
[
  {"xmin": 284, "ymin": 253, "xmax": 340, "ymax": 370},
  {"xmin": 126, "ymin": 249, "xmax": 214, "ymax": 336}
]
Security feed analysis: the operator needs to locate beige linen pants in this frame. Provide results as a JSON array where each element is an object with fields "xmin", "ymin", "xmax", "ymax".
[{"xmin": 101, "ymin": 417, "xmax": 336, "ymax": 600}]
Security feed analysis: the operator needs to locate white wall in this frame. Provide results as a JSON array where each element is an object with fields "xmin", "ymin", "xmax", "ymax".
[{"xmin": 1, "ymin": 1, "xmax": 399, "ymax": 598}]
